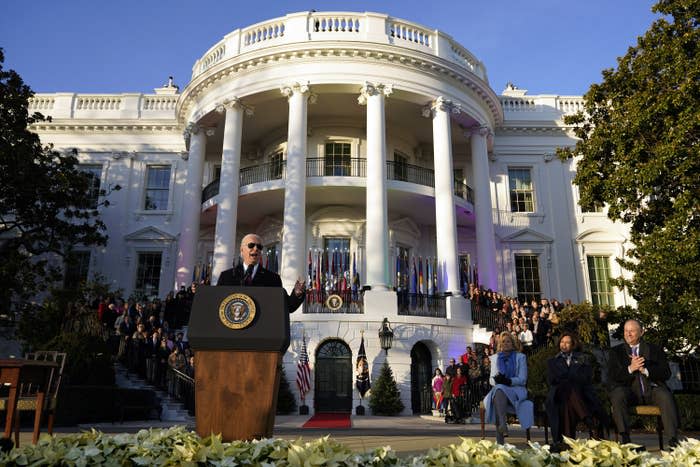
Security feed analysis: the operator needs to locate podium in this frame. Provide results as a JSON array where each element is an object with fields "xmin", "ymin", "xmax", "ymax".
[{"xmin": 188, "ymin": 286, "xmax": 290, "ymax": 441}]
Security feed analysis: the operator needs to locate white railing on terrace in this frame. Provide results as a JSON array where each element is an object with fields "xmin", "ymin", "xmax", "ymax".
[
  {"xmin": 243, "ymin": 20, "xmax": 285, "ymax": 46},
  {"xmin": 27, "ymin": 93, "xmax": 179, "ymax": 120},
  {"xmin": 27, "ymin": 96, "xmax": 55, "ymax": 111},
  {"xmin": 190, "ymin": 11, "xmax": 488, "ymax": 81},
  {"xmin": 76, "ymin": 95, "xmax": 121, "ymax": 110},
  {"xmin": 499, "ymin": 96, "xmax": 586, "ymax": 119},
  {"xmin": 312, "ymin": 14, "xmax": 360, "ymax": 33},
  {"xmin": 389, "ymin": 20, "xmax": 432, "ymax": 47},
  {"xmin": 557, "ymin": 98, "xmax": 585, "ymax": 114},
  {"xmin": 142, "ymin": 95, "xmax": 179, "ymax": 111},
  {"xmin": 198, "ymin": 44, "xmax": 226, "ymax": 75}
]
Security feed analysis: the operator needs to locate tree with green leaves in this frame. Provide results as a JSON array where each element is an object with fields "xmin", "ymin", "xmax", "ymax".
[
  {"xmin": 558, "ymin": 0, "xmax": 699, "ymax": 354},
  {"xmin": 368, "ymin": 360, "xmax": 405, "ymax": 415},
  {"xmin": 0, "ymin": 48, "xmax": 119, "ymax": 312}
]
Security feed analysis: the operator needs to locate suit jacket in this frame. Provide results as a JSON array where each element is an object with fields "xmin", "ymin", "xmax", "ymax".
[
  {"xmin": 532, "ymin": 319, "xmax": 550, "ymax": 346},
  {"xmin": 217, "ymin": 264, "xmax": 305, "ymax": 313},
  {"xmin": 608, "ymin": 340, "xmax": 671, "ymax": 391}
]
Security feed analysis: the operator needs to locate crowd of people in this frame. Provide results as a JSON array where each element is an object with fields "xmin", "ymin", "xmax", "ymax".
[
  {"xmin": 94, "ymin": 283, "xmax": 199, "ymax": 385},
  {"xmin": 431, "ymin": 347, "xmax": 494, "ymax": 423},
  {"xmin": 468, "ymin": 283, "xmax": 569, "ymax": 354},
  {"xmin": 464, "ymin": 283, "xmax": 681, "ymax": 452},
  {"xmin": 92, "ymin": 273, "xmax": 682, "ymax": 452}
]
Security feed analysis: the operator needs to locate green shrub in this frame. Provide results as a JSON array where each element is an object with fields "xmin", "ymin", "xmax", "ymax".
[
  {"xmin": 43, "ymin": 331, "xmax": 114, "ymax": 386},
  {"xmin": 1, "ymin": 427, "xmax": 699, "ymax": 466},
  {"xmin": 675, "ymin": 393, "xmax": 700, "ymax": 431},
  {"xmin": 369, "ymin": 360, "xmax": 405, "ymax": 415},
  {"xmin": 276, "ymin": 365, "xmax": 297, "ymax": 415}
]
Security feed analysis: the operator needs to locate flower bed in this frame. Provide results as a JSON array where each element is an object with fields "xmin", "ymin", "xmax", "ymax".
[{"xmin": 0, "ymin": 426, "xmax": 698, "ymax": 466}]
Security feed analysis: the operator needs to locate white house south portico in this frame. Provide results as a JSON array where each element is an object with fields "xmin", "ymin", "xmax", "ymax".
[{"xmin": 29, "ymin": 11, "xmax": 632, "ymax": 414}]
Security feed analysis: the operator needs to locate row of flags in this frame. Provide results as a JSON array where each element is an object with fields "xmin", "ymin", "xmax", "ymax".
[
  {"xmin": 295, "ymin": 333, "xmax": 371, "ymax": 403},
  {"xmin": 192, "ymin": 250, "xmax": 480, "ymax": 294},
  {"xmin": 306, "ymin": 249, "xmax": 361, "ymax": 303},
  {"xmin": 394, "ymin": 255, "xmax": 480, "ymax": 295}
]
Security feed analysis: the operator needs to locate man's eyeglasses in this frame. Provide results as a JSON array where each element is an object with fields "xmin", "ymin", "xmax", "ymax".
[{"xmin": 247, "ymin": 242, "xmax": 264, "ymax": 250}]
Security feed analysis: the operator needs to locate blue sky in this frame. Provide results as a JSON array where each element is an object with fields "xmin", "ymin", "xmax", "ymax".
[{"xmin": 1, "ymin": 0, "xmax": 658, "ymax": 96}]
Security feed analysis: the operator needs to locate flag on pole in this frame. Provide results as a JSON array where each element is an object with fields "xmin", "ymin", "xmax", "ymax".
[
  {"xmin": 307, "ymin": 249, "xmax": 313, "ymax": 288},
  {"xmin": 355, "ymin": 333, "xmax": 371, "ymax": 399},
  {"xmin": 418, "ymin": 257, "xmax": 424, "ymax": 294},
  {"xmin": 296, "ymin": 335, "xmax": 312, "ymax": 403}
]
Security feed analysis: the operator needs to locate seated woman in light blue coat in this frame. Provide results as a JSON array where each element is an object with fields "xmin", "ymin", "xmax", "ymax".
[{"xmin": 483, "ymin": 331, "xmax": 534, "ymax": 444}]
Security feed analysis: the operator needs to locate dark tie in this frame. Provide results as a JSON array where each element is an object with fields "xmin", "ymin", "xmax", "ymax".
[
  {"xmin": 244, "ymin": 264, "xmax": 254, "ymax": 286},
  {"xmin": 633, "ymin": 346, "xmax": 645, "ymax": 395}
]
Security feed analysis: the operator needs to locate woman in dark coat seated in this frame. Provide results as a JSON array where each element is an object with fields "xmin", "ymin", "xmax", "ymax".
[{"xmin": 545, "ymin": 332, "xmax": 606, "ymax": 451}]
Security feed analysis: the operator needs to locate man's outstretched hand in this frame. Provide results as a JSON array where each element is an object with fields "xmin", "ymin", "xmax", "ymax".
[{"xmin": 293, "ymin": 279, "xmax": 306, "ymax": 297}]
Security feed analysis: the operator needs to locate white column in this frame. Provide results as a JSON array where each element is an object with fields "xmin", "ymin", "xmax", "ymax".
[
  {"xmin": 469, "ymin": 125, "xmax": 498, "ymax": 290},
  {"xmin": 175, "ymin": 124, "xmax": 208, "ymax": 289},
  {"xmin": 359, "ymin": 82, "xmax": 393, "ymax": 291},
  {"xmin": 426, "ymin": 97, "xmax": 461, "ymax": 295},
  {"xmin": 280, "ymin": 83, "xmax": 314, "ymax": 291},
  {"xmin": 211, "ymin": 98, "xmax": 253, "ymax": 284}
]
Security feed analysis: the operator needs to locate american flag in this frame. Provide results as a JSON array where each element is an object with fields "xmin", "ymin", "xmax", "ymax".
[{"xmin": 296, "ymin": 335, "xmax": 312, "ymax": 402}]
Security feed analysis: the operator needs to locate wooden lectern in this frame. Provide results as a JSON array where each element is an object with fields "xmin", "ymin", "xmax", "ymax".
[{"xmin": 188, "ymin": 286, "xmax": 290, "ymax": 441}]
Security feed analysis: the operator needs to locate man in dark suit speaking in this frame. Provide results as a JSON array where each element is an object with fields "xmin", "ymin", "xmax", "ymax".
[
  {"xmin": 217, "ymin": 233, "xmax": 306, "ymax": 313},
  {"xmin": 608, "ymin": 319, "xmax": 680, "ymax": 448}
]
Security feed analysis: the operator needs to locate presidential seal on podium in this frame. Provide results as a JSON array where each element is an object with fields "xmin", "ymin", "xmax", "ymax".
[{"xmin": 219, "ymin": 293, "xmax": 256, "ymax": 329}]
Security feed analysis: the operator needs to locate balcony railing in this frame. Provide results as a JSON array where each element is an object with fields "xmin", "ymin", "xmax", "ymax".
[
  {"xmin": 240, "ymin": 161, "xmax": 286, "ymax": 185},
  {"xmin": 201, "ymin": 158, "xmax": 474, "ymax": 204},
  {"xmin": 454, "ymin": 180, "xmax": 474, "ymax": 204},
  {"xmin": 386, "ymin": 160, "xmax": 435, "ymax": 187},
  {"xmin": 306, "ymin": 157, "xmax": 366, "ymax": 177},
  {"xmin": 304, "ymin": 289, "xmax": 364, "ymax": 314},
  {"xmin": 397, "ymin": 291, "xmax": 447, "ymax": 318},
  {"xmin": 202, "ymin": 179, "xmax": 220, "ymax": 203},
  {"xmin": 470, "ymin": 299, "xmax": 506, "ymax": 332}
]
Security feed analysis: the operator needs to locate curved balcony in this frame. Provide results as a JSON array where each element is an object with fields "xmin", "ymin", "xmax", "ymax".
[
  {"xmin": 191, "ymin": 12, "xmax": 487, "ymax": 82},
  {"xmin": 201, "ymin": 158, "xmax": 474, "ymax": 204}
]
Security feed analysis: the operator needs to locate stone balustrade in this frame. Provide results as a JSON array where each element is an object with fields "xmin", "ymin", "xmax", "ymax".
[
  {"xmin": 499, "ymin": 95, "xmax": 586, "ymax": 120},
  {"xmin": 190, "ymin": 11, "xmax": 488, "ymax": 81},
  {"xmin": 27, "ymin": 93, "xmax": 179, "ymax": 120}
]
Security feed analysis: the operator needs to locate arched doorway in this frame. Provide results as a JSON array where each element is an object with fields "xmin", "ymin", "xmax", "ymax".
[
  {"xmin": 315, "ymin": 339, "xmax": 352, "ymax": 413},
  {"xmin": 410, "ymin": 342, "xmax": 433, "ymax": 414}
]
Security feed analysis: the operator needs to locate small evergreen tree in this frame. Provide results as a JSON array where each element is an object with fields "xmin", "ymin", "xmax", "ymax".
[
  {"xmin": 276, "ymin": 365, "xmax": 297, "ymax": 415},
  {"xmin": 368, "ymin": 360, "xmax": 404, "ymax": 415}
]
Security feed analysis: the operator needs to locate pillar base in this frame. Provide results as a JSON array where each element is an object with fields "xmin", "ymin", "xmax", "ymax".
[
  {"xmin": 446, "ymin": 294, "xmax": 470, "ymax": 323},
  {"xmin": 363, "ymin": 290, "xmax": 398, "ymax": 315}
]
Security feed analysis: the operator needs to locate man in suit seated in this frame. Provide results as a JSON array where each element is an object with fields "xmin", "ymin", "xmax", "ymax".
[
  {"xmin": 545, "ymin": 332, "xmax": 606, "ymax": 452},
  {"xmin": 608, "ymin": 319, "xmax": 680, "ymax": 448},
  {"xmin": 217, "ymin": 233, "xmax": 306, "ymax": 313}
]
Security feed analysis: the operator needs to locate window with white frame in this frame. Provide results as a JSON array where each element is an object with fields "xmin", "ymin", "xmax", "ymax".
[
  {"xmin": 515, "ymin": 254, "xmax": 541, "ymax": 303},
  {"xmin": 134, "ymin": 252, "xmax": 162, "ymax": 297},
  {"xmin": 64, "ymin": 250, "xmax": 91, "ymax": 289},
  {"xmin": 509, "ymin": 167, "xmax": 535, "ymax": 212},
  {"xmin": 80, "ymin": 164, "xmax": 102, "ymax": 208},
  {"xmin": 587, "ymin": 255, "xmax": 615, "ymax": 306},
  {"xmin": 144, "ymin": 165, "xmax": 171, "ymax": 210},
  {"xmin": 324, "ymin": 142, "xmax": 351, "ymax": 176}
]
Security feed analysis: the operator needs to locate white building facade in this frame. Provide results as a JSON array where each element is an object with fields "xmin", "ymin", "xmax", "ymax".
[{"xmin": 29, "ymin": 12, "xmax": 632, "ymax": 414}]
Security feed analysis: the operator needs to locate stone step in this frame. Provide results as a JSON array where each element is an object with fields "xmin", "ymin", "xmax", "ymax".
[{"xmin": 113, "ymin": 362, "xmax": 192, "ymax": 422}]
